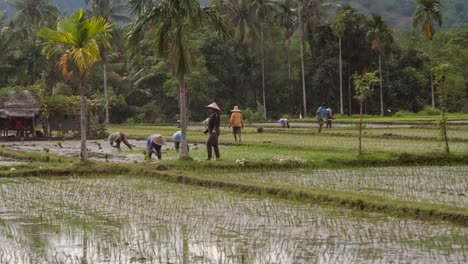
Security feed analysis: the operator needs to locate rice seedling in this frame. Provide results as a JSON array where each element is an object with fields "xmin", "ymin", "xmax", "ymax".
[
  {"xmin": 0, "ymin": 176, "xmax": 466, "ymax": 263},
  {"xmin": 202, "ymin": 166, "xmax": 468, "ymax": 208}
]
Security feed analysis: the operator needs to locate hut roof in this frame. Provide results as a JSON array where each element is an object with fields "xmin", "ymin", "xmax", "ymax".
[{"xmin": 1, "ymin": 90, "xmax": 40, "ymax": 118}]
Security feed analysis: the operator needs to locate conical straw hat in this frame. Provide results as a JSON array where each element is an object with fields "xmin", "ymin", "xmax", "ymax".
[
  {"xmin": 206, "ymin": 102, "xmax": 221, "ymax": 111},
  {"xmin": 151, "ymin": 134, "xmax": 166, "ymax": 145},
  {"xmin": 108, "ymin": 132, "xmax": 120, "ymax": 142},
  {"xmin": 230, "ymin": 105, "xmax": 241, "ymax": 112}
]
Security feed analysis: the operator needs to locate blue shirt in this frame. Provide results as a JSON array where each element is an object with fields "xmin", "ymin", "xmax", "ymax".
[
  {"xmin": 172, "ymin": 131, "xmax": 182, "ymax": 142},
  {"xmin": 316, "ymin": 107, "xmax": 326, "ymax": 119}
]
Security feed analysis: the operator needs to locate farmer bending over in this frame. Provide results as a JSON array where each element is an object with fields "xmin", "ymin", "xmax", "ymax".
[
  {"xmin": 108, "ymin": 132, "xmax": 132, "ymax": 150},
  {"xmin": 147, "ymin": 134, "xmax": 166, "ymax": 160}
]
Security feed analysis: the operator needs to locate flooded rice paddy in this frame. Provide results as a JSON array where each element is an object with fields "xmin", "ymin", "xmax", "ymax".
[
  {"xmin": 1, "ymin": 140, "xmax": 196, "ymax": 163},
  {"xmin": 211, "ymin": 166, "xmax": 468, "ymax": 209},
  {"xmin": 0, "ymin": 176, "xmax": 467, "ymax": 263}
]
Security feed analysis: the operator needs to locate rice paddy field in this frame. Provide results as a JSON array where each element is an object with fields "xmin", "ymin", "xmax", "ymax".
[
  {"xmin": 0, "ymin": 176, "xmax": 467, "ymax": 263},
  {"xmin": 0, "ymin": 122, "xmax": 467, "ymax": 263}
]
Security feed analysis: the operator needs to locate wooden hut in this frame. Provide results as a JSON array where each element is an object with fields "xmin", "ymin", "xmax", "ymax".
[{"xmin": 0, "ymin": 90, "xmax": 41, "ymax": 137}]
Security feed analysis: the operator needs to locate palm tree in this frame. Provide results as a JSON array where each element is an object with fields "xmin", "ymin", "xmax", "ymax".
[
  {"xmin": 226, "ymin": 0, "xmax": 260, "ymax": 48},
  {"xmin": 251, "ymin": 0, "xmax": 276, "ymax": 119},
  {"xmin": 331, "ymin": 9, "xmax": 351, "ymax": 115},
  {"xmin": 86, "ymin": 0, "xmax": 130, "ymax": 124},
  {"xmin": 413, "ymin": 0, "xmax": 442, "ymax": 108},
  {"xmin": 276, "ymin": 0, "xmax": 297, "ymax": 83},
  {"xmin": 38, "ymin": 9, "xmax": 112, "ymax": 161},
  {"xmin": 366, "ymin": 14, "xmax": 392, "ymax": 116},
  {"xmin": 128, "ymin": 0, "xmax": 228, "ymax": 159},
  {"xmin": 8, "ymin": 0, "xmax": 59, "ymax": 84}
]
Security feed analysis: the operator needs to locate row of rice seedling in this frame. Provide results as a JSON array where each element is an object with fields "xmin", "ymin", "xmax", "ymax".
[
  {"xmin": 204, "ymin": 166, "xmax": 468, "ymax": 208},
  {"xmin": 0, "ymin": 176, "xmax": 466, "ymax": 263},
  {"xmin": 111, "ymin": 124, "xmax": 468, "ymax": 154}
]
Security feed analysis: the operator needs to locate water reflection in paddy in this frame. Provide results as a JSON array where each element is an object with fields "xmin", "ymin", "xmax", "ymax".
[{"xmin": 0, "ymin": 176, "xmax": 466, "ymax": 263}]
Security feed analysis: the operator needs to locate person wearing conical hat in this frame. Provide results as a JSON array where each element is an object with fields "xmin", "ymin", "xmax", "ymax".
[
  {"xmin": 147, "ymin": 134, "xmax": 166, "ymax": 160},
  {"xmin": 229, "ymin": 105, "xmax": 244, "ymax": 142},
  {"xmin": 108, "ymin": 132, "xmax": 133, "ymax": 150},
  {"xmin": 204, "ymin": 102, "xmax": 221, "ymax": 161}
]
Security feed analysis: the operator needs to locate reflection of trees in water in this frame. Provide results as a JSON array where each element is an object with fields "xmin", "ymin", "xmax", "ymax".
[{"xmin": 0, "ymin": 177, "xmax": 467, "ymax": 263}]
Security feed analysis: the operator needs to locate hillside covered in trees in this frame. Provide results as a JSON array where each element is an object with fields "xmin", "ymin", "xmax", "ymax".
[
  {"xmin": 0, "ymin": 0, "xmax": 467, "ymax": 124},
  {"xmin": 338, "ymin": 0, "xmax": 468, "ymax": 28},
  {"xmin": 1, "ymin": 0, "xmax": 467, "ymax": 28}
]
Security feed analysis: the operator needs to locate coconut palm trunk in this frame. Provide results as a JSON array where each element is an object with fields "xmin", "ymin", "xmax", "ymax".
[
  {"xmin": 358, "ymin": 100, "xmax": 363, "ymax": 155},
  {"xmin": 79, "ymin": 79, "xmax": 88, "ymax": 161},
  {"xmin": 298, "ymin": 2, "xmax": 307, "ymax": 117},
  {"xmin": 103, "ymin": 62, "xmax": 110, "ymax": 124},
  {"xmin": 339, "ymin": 36, "xmax": 343, "ymax": 115},
  {"xmin": 348, "ymin": 59, "xmax": 352, "ymax": 116},
  {"xmin": 261, "ymin": 21, "xmax": 267, "ymax": 119},
  {"xmin": 178, "ymin": 78, "xmax": 189, "ymax": 158},
  {"xmin": 442, "ymin": 108, "xmax": 449, "ymax": 153},
  {"xmin": 430, "ymin": 40, "xmax": 435, "ymax": 108},
  {"xmin": 287, "ymin": 38, "xmax": 291, "ymax": 82},
  {"xmin": 379, "ymin": 52, "xmax": 384, "ymax": 116}
]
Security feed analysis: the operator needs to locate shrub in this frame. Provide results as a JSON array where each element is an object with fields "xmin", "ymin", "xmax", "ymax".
[
  {"xmin": 418, "ymin": 106, "xmax": 441, "ymax": 116},
  {"xmin": 394, "ymin": 110, "xmax": 416, "ymax": 117},
  {"xmin": 243, "ymin": 108, "xmax": 263, "ymax": 122}
]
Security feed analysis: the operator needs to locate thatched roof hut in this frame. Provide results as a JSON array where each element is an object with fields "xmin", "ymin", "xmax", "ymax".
[{"xmin": 1, "ymin": 90, "xmax": 40, "ymax": 118}]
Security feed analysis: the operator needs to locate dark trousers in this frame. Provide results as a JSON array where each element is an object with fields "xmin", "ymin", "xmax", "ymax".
[
  {"xmin": 207, "ymin": 131, "xmax": 220, "ymax": 159},
  {"xmin": 149, "ymin": 144, "xmax": 162, "ymax": 160},
  {"xmin": 232, "ymin": 127, "xmax": 242, "ymax": 142}
]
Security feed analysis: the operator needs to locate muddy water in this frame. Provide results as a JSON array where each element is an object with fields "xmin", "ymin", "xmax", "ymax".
[
  {"xmin": 1, "ymin": 140, "xmax": 198, "ymax": 163},
  {"xmin": 0, "ymin": 176, "xmax": 466, "ymax": 263}
]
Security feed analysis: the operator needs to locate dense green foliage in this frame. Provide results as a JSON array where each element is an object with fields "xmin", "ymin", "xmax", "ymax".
[{"xmin": 0, "ymin": 0, "xmax": 467, "ymax": 124}]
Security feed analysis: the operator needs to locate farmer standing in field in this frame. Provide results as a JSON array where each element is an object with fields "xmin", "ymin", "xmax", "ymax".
[
  {"xmin": 108, "ymin": 132, "xmax": 133, "ymax": 150},
  {"xmin": 147, "ymin": 134, "xmax": 166, "ymax": 160},
  {"xmin": 229, "ymin": 106, "xmax": 244, "ymax": 142},
  {"xmin": 316, "ymin": 103, "xmax": 327, "ymax": 133},
  {"xmin": 204, "ymin": 102, "xmax": 221, "ymax": 161}
]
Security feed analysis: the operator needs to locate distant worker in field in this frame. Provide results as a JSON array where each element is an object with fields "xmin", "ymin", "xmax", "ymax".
[
  {"xmin": 279, "ymin": 118, "xmax": 290, "ymax": 128},
  {"xmin": 229, "ymin": 106, "xmax": 244, "ymax": 142},
  {"xmin": 316, "ymin": 103, "xmax": 326, "ymax": 133},
  {"xmin": 325, "ymin": 107, "xmax": 333, "ymax": 129},
  {"xmin": 172, "ymin": 130, "xmax": 182, "ymax": 152},
  {"xmin": 108, "ymin": 132, "xmax": 133, "ymax": 150},
  {"xmin": 147, "ymin": 134, "xmax": 166, "ymax": 160},
  {"xmin": 204, "ymin": 102, "xmax": 221, "ymax": 161},
  {"xmin": 175, "ymin": 119, "xmax": 181, "ymax": 128}
]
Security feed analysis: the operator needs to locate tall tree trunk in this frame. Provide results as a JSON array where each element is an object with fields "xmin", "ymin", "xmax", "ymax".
[
  {"xmin": 339, "ymin": 36, "xmax": 343, "ymax": 115},
  {"xmin": 103, "ymin": 62, "xmax": 109, "ymax": 124},
  {"xmin": 298, "ymin": 2, "xmax": 307, "ymax": 117},
  {"xmin": 430, "ymin": 40, "xmax": 435, "ymax": 108},
  {"xmin": 358, "ymin": 101, "xmax": 363, "ymax": 155},
  {"xmin": 79, "ymin": 80, "xmax": 88, "ymax": 161},
  {"xmin": 379, "ymin": 52, "xmax": 384, "ymax": 116},
  {"xmin": 348, "ymin": 58, "xmax": 352, "ymax": 116},
  {"xmin": 287, "ymin": 38, "xmax": 291, "ymax": 82},
  {"xmin": 442, "ymin": 109, "xmax": 450, "ymax": 153},
  {"xmin": 178, "ymin": 77, "xmax": 190, "ymax": 159},
  {"xmin": 261, "ymin": 21, "xmax": 267, "ymax": 119}
]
